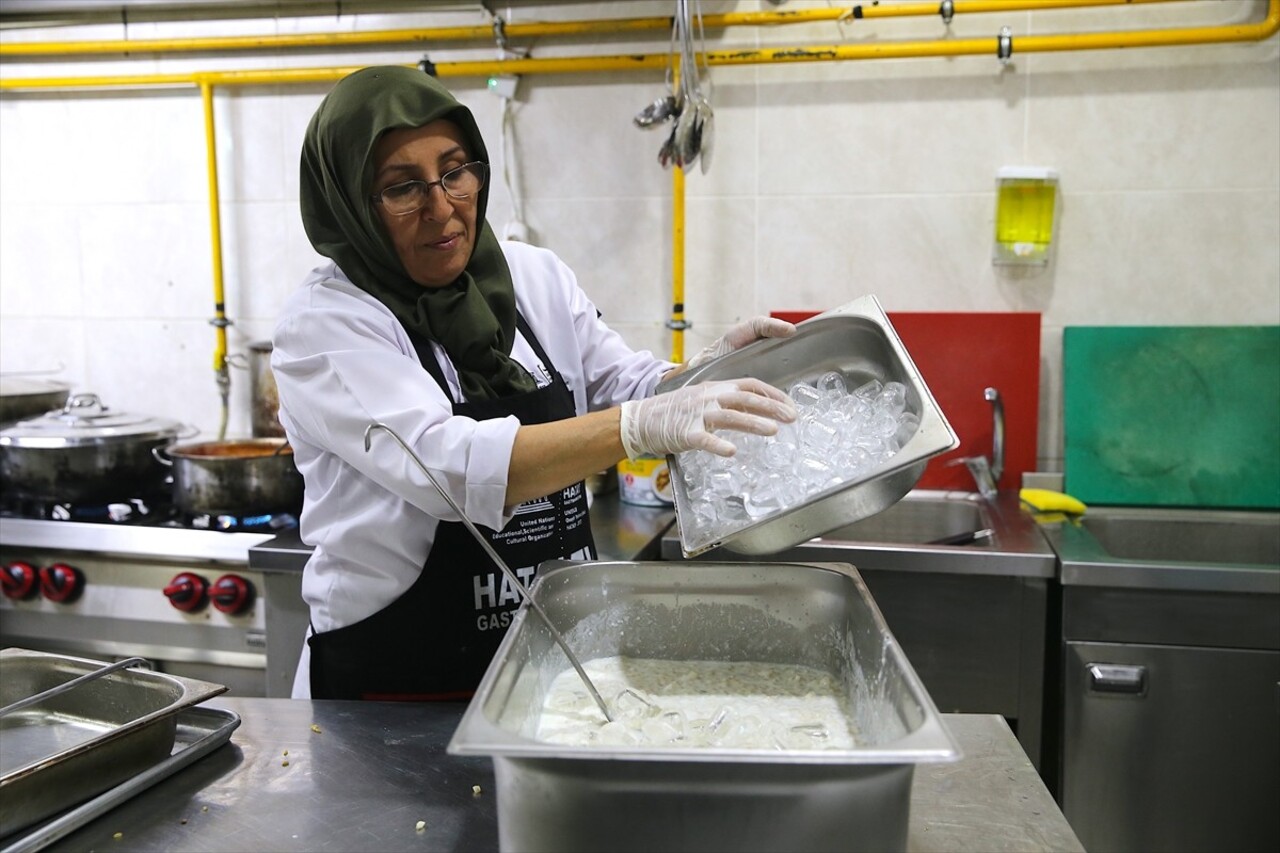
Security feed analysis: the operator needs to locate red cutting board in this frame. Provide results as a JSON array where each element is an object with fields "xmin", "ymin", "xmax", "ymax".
[{"xmin": 772, "ymin": 311, "xmax": 1041, "ymax": 493}]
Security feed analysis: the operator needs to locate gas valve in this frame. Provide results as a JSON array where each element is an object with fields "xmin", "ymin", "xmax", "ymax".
[
  {"xmin": 39, "ymin": 563, "xmax": 84, "ymax": 603},
  {"xmin": 211, "ymin": 574, "xmax": 255, "ymax": 615},
  {"xmin": 2, "ymin": 561, "xmax": 39, "ymax": 600},
  {"xmin": 163, "ymin": 571, "xmax": 209, "ymax": 612}
]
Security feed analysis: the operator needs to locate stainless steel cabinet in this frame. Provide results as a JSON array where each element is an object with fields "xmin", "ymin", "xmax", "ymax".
[
  {"xmin": 1062, "ymin": 640, "xmax": 1279, "ymax": 853},
  {"xmin": 1057, "ymin": 583, "xmax": 1280, "ymax": 853}
]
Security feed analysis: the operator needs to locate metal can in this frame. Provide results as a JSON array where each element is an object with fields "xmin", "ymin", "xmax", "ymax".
[{"xmin": 616, "ymin": 456, "xmax": 674, "ymax": 507}]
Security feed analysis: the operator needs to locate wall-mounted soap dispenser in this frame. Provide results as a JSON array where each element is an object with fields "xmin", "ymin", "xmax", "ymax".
[{"xmin": 993, "ymin": 166, "xmax": 1059, "ymax": 267}]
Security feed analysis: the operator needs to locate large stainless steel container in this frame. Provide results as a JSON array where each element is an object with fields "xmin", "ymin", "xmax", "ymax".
[
  {"xmin": 657, "ymin": 295, "xmax": 958, "ymax": 557},
  {"xmin": 449, "ymin": 559, "xmax": 960, "ymax": 853},
  {"xmin": 246, "ymin": 341, "xmax": 285, "ymax": 438},
  {"xmin": 0, "ymin": 393, "xmax": 184, "ymax": 503}
]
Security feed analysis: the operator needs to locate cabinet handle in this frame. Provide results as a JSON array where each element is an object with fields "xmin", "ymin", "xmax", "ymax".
[{"xmin": 1088, "ymin": 663, "xmax": 1147, "ymax": 695}]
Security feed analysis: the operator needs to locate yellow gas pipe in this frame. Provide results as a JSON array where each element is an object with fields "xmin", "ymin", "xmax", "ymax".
[
  {"xmin": 670, "ymin": 55, "xmax": 687, "ymax": 365},
  {"xmin": 3, "ymin": 1, "xmax": 1274, "ymax": 89},
  {"xmin": 199, "ymin": 79, "xmax": 232, "ymax": 440},
  {"xmin": 671, "ymin": 163, "xmax": 687, "ymax": 364},
  {"xmin": 1, "ymin": 0, "xmax": 1275, "ymax": 378},
  {"xmin": 0, "ymin": 0, "xmax": 1191, "ymax": 58}
]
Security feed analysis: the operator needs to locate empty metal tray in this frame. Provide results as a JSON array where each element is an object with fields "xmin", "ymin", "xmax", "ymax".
[
  {"xmin": 0, "ymin": 705, "xmax": 240, "ymax": 853},
  {"xmin": 0, "ymin": 648, "xmax": 227, "ymax": 838}
]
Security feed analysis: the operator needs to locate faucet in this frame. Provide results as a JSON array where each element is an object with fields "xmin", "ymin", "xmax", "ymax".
[{"xmin": 954, "ymin": 387, "xmax": 1005, "ymax": 500}]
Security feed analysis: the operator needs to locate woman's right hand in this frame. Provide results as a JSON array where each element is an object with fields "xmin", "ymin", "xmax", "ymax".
[{"xmin": 619, "ymin": 378, "xmax": 797, "ymax": 459}]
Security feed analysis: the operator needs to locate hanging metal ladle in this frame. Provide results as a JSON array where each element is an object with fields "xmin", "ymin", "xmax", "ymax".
[{"xmin": 363, "ymin": 423, "xmax": 613, "ymax": 723}]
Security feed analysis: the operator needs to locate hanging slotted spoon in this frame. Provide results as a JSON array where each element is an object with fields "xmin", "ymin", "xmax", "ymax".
[{"xmin": 363, "ymin": 422, "xmax": 613, "ymax": 722}]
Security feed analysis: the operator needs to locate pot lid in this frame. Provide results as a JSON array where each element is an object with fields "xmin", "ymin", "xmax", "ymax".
[
  {"xmin": 0, "ymin": 392, "xmax": 184, "ymax": 446},
  {"xmin": 0, "ymin": 376, "xmax": 71, "ymax": 398}
]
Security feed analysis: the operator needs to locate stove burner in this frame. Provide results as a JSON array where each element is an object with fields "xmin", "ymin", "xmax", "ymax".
[
  {"xmin": 1, "ymin": 496, "xmax": 174, "ymax": 525},
  {"xmin": 183, "ymin": 512, "xmax": 299, "ymax": 533},
  {"xmin": 1, "ymin": 493, "xmax": 300, "ymax": 533},
  {"xmin": 54, "ymin": 498, "xmax": 169, "ymax": 524}
]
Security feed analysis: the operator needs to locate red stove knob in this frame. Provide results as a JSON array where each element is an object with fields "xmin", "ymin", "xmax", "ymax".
[
  {"xmin": 2, "ymin": 561, "xmax": 39, "ymax": 600},
  {"xmin": 39, "ymin": 563, "xmax": 84, "ymax": 603},
  {"xmin": 211, "ymin": 574, "xmax": 255, "ymax": 615},
  {"xmin": 163, "ymin": 572, "xmax": 209, "ymax": 612}
]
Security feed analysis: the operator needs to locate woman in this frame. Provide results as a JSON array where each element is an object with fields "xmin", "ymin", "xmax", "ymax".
[{"xmin": 273, "ymin": 65, "xmax": 797, "ymax": 701}]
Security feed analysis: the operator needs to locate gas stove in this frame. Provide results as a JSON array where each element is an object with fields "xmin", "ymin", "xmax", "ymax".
[{"xmin": 0, "ymin": 511, "xmax": 306, "ymax": 697}]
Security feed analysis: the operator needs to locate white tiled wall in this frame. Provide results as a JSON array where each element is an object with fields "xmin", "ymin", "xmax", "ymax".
[{"xmin": 1, "ymin": 0, "xmax": 1277, "ymax": 474}]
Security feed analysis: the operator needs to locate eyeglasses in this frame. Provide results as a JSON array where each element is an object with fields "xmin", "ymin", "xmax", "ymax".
[{"xmin": 370, "ymin": 161, "xmax": 488, "ymax": 216}]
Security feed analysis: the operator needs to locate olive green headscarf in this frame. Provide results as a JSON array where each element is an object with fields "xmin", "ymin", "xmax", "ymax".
[{"xmin": 300, "ymin": 65, "xmax": 534, "ymax": 400}]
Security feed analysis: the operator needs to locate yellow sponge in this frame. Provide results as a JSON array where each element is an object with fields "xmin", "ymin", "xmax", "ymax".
[{"xmin": 1020, "ymin": 488, "xmax": 1087, "ymax": 517}]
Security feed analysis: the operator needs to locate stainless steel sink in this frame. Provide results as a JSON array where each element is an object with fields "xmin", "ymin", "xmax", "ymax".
[
  {"xmin": 1045, "ymin": 506, "xmax": 1280, "ymax": 593},
  {"xmin": 820, "ymin": 492, "xmax": 989, "ymax": 546},
  {"xmin": 1078, "ymin": 507, "xmax": 1278, "ymax": 564}
]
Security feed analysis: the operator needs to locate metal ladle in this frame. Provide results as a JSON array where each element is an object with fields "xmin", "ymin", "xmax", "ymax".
[
  {"xmin": 363, "ymin": 422, "xmax": 613, "ymax": 722},
  {"xmin": 670, "ymin": 0, "xmax": 714, "ymax": 171},
  {"xmin": 0, "ymin": 656, "xmax": 149, "ymax": 717}
]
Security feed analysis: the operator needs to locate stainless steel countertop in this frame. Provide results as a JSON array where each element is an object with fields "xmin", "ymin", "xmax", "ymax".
[
  {"xmin": 248, "ymin": 490, "xmax": 676, "ymax": 573},
  {"xmin": 1057, "ymin": 553, "xmax": 1280, "ymax": 593},
  {"xmin": 583, "ymin": 488, "xmax": 676, "ymax": 561},
  {"xmin": 38, "ymin": 699, "xmax": 1082, "ymax": 853},
  {"xmin": 0, "ymin": 517, "xmax": 275, "ymax": 563}
]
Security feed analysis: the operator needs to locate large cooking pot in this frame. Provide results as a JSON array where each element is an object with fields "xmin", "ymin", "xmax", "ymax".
[
  {"xmin": 245, "ymin": 341, "xmax": 285, "ymax": 438},
  {"xmin": 0, "ymin": 377, "xmax": 72, "ymax": 426},
  {"xmin": 0, "ymin": 393, "xmax": 185, "ymax": 503},
  {"xmin": 154, "ymin": 438, "xmax": 303, "ymax": 516}
]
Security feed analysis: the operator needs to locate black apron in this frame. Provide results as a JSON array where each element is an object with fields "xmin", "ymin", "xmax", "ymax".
[{"xmin": 308, "ymin": 314, "xmax": 596, "ymax": 700}]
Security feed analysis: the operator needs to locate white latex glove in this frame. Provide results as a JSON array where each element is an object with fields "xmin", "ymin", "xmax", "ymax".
[
  {"xmin": 620, "ymin": 378, "xmax": 797, "ymax": 460},
  {"xmin": 686, "ymin": 316, "xmax": 797, "ymax": 370}
]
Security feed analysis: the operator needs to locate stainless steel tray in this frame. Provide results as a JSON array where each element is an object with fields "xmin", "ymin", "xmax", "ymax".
[
  {"xmin": 0, "ymin": 705, "xmax": 239, "ymax": 853},
  {"xmin": 657, "ymin": 295, "xmax": 959, "ymax": 557},
  {"xmin": 451, "ymin": 559, "xmax": 960, "ymax": 853},
  {"xmin": 0, "ymin": 649, "xmax": 228, "ymax": 838}
]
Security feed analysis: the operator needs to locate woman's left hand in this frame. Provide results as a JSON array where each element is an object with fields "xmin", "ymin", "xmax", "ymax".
[{"xmin": 686, "ymin": 316, "xmax": 797, "ymax": 369}]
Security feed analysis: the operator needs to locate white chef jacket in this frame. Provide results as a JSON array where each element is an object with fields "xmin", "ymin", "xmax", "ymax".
[{"xmin": 272, "ymin": 240, "xmax": 674, "ymax": 698}]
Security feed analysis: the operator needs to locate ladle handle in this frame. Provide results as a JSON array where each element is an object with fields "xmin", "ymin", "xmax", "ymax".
[
  {"xmin": 0, "ymin": 657, "xmax": 149, "ymax": 718},
  {"xmin": 363, "ymin": 422, "xmax": 613, "ymax": 723}
]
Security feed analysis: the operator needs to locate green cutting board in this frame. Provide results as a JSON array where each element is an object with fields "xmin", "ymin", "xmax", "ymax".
[{"xmin": 1063, "ymin": 326, "xmax": 1280, "ymax": 509}]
